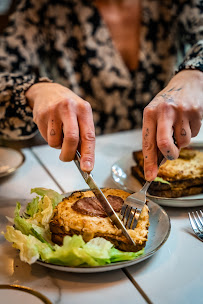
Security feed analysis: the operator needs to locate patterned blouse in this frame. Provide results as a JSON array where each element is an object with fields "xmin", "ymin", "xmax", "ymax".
[{"xmin": 0, "ymin": 0, "xmax": 202, "ymax": 139}]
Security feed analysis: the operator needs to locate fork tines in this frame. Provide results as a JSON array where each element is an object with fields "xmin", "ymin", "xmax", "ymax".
[
  {"xmin": 121, "ymin": 205, "xmax": 140, "ymax": 230},
  {"xmin": 188, "ymin": 210, "xmax": 203, "ymax": 242}
]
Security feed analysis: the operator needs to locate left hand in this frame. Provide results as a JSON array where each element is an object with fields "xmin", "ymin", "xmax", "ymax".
[{"xmin": 142, "ymin": 69, "xmax": 203, "ymax": 181}]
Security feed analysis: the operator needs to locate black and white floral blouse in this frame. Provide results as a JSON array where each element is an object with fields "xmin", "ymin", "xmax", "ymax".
[{"xmin": 0, "ymin": 0, "xmax": 202, "ymax": 139}]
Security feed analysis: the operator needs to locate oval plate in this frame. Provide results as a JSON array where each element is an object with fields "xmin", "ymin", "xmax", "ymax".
[{"xmin": 36, "ymin": 198, "xmax": 170, "ymax": 273}]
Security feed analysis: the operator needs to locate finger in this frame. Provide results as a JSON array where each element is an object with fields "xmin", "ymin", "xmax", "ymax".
[
  {"xmin": 174, "ymin": 118, "xmax": 191, "ymax": 148},
  {"xmin": 47, "ymin": 117, "xmax": 63, "ymax": 149},
  {"xmin": 142, "ymin": 107, "xmax": 159, "ymax": 181},
  {"xmin": 34, "ymin": 115, "xmax": 48, "ymax": 142},
  {"xmin": 190, "ymin": 118, "xmax": 202, "ymax": 138},
  {"xmin": 78, "ymin": 101, "xmax": 95, "ymax": 172},
  {"xmin": 59, "ymin": 108, "xmax": 79, "ymax": 162},
  {"xmin": 156, "ymin": 105, "xmax": 179, "ymax": 160}
]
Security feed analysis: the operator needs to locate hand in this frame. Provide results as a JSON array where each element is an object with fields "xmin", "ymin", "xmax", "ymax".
[
  {"xmin": 26, "ymin": 82, "xmax": 95, "ymax": 172},
  {"xmin": 142, "ymin": 70, "xmax": 203, "ymax": 181}
]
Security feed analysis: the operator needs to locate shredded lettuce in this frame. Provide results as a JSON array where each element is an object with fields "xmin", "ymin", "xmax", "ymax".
[
  {"xmin": 13, "ymin": 202, "xmax": 53, "ymax": 249},
  {"xmin": 3, "ymin": 187, "xmax": 144, "ymax": 267}
]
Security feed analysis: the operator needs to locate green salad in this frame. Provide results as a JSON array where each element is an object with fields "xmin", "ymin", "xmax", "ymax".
[{"xmin": 3, "ymin": 188, "xmax": 144, "ymax": 267}]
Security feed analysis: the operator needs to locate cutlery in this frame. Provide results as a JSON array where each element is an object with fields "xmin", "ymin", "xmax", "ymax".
[
  {"xmin": 121, "ymin": 151, "xmax": 165, "ymax": 230},
  {"xmin": 74, "ymin": 150, "xmax": 136, "ymax": 247},
  {"xmin": 188, "ymin": 210, "xmax": 203, "ymax": 242}
]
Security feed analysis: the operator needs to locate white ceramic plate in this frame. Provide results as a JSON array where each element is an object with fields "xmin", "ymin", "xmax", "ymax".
[
  {"xmin": 0, "ymin": 285, "xmax": 51, "ymax": 304},
  {"xmin": 0, "ymin": 147, "xmax": 25, "ymax": 177},
  {"xmin": 111, "ymin": 152, "xmax": 203, "ymax": 208},
  {"xmin": 36, "ymin": 198, "xmax": 170, "ymax": 273}
]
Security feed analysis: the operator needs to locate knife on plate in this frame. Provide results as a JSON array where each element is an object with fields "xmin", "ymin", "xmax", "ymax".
[{"xmin": 74, "ymin": 150, "xmax": 136, "ymax": 247}]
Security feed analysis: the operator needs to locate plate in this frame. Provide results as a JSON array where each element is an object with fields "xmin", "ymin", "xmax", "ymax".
[
  {"xmin": 36, "ymin": 198, "xmax": 170, "ymax": 273},
  {"xmin": 111, "ymin": 152, "xmax": 203, "ymax": 207},
  {"xmin": 0, "ymin": 285, "xmax": 52, "ymax": 304},
  {"xmin": 0, "ymin": 147, "xmax": 25, "ymax": 177}
]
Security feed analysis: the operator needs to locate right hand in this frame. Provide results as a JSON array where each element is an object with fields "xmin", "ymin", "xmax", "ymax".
[{"xmin": 26, "ymin": 82, "xmax": 95, "ymax": 172}]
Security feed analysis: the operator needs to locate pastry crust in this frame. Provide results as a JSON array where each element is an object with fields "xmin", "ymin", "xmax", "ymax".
[{"xmin": 50, "ymin": 188, "xmax": 149, "ymax": 252}]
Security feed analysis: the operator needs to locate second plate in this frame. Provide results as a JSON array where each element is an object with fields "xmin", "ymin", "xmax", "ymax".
[{"xmin": 111, "ymin": 153, "xmax": 203, "ymax": 207}]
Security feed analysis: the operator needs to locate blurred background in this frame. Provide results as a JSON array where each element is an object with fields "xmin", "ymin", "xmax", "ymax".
[{"xmin": 0, "ymin": 0, "xmax": 16, "ymax": 33}]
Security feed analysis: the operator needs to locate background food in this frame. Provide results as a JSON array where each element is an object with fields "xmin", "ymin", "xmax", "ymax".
[{"xmin": 131, "ymin": 148, "xmax": 203, "ymax": 198}]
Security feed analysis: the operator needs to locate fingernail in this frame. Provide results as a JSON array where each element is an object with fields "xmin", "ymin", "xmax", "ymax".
[{"xmin": 82, "ymin": 161, "xmax": 93, "ymax": 172}]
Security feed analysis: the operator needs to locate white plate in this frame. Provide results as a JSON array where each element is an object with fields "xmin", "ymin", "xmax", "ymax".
[
  {"xmin": 0, "ymin": 147, "xmax": 25, "ymax": 177},
  {"xmin": 0, "ymin": 285, "xmax": 51, "ymax": 304},
  {"xmin": 111, "ymin": 153, "xmax": 203, "ymax": 207},
  {"xmin": 36, "ymin": 198, "xmax": 170, "ymax": 273}
]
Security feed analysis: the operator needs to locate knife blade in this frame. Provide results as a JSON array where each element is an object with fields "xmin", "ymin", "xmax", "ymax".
[{"xmin": 74, "ymin": 150, "xmax": 136, "ymax": 247}]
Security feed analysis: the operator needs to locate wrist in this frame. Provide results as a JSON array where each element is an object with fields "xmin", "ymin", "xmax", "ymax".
[{"xmin": 25, "ymin": 82, "xmax": 51, "ymax": 109}]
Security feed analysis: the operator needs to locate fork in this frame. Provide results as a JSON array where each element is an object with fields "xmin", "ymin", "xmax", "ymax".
[
  {"xmin": 188, "ymin": 210, "xmax": 203, "ymax": 242},
  {"xmin": 120, "ymin": 152, "xmax": 165, "ymax": 230}
]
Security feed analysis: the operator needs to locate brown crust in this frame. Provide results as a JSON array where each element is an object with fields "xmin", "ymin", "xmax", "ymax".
[
  {"xmin": 50, "ymin": 188, "xmax": 150, "ymax": 252},
  {"xmin": 148, "ymin": 185, "xmax": 203, "ymax": 198}
]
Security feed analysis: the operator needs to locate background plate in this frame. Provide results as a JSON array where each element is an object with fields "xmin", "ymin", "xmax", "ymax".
[
  {"xmin": 36, "ymin": 198, "xmax": 170, "ymax": 273},
  {"xmin": 0, "ymin": 147, "xmax": 25, "ymax": 177},
  {"xmin": 111, "ymin": 152, "xmax": 203, "ymax": 207},
  {"xmin": 0, "ymin": 285, "xmax": 52, "ymax": 304}
]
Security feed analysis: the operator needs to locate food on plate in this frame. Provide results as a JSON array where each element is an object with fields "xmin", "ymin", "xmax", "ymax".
[
  {"xmin": 3, "ymin": 187, "xmax": 149, "ymax": 267},
  {"xmin": 50, "ymin": 188, "xmax": 149, "ymax": 253},
  {"xmin": 131, "ymin": 148, "xmax": 203, "ymax": 198}
]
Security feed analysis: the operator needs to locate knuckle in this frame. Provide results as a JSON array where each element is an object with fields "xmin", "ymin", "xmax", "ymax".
[
  {"xmin": 47, "ymin": 104, "xmax": 57, "ymax": 115},
  {"xmin": 157, "ymin": 138, "xmax": 169, "ymax": 150},
  {"xmin": 82, "ymin": 130, "xmax": 95, "ymax": 143},
  {"xmin": 58, "ymin": 97, "xmax": 75, "ymax": 112},
  {"xmin": 143, "ymin": 140, "xmax": 153, "ymax": 151},
  {"xmin": 64, "ymin": 132, "xmax": 79, "ymax": 144},
  {"xmin": 144, "ymin": 107, "xmax": 155, "ymax": 119},
  {"xmin": 157, "ymin": 102, "xmax": 172, "ymax": 115},
  {"xmin": 34, "ymin": 110, "xmax": 47, "ymax": 125},
  {"xmin": 78, "ymin": 100, "xmax": 92, "ymax": 114}
]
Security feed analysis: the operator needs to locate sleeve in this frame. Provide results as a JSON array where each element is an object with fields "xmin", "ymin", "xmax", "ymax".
[
  {"xmin": 0, "ymin": 0, "xmax": 52, "ymax": 140},
  {"xmin": 176, "ymin": 0, "xmax": 203, "ymax": 73}
]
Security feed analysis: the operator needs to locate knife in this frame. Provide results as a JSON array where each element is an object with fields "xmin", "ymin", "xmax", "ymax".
[{"xmin": 74, "ymin": 150, "xmax": 136, "ymax": 247}]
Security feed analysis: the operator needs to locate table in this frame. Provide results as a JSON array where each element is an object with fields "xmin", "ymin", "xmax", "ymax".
[{"xmin": 0, "ymin": 127, "xmax": 203, "ymax": 304}]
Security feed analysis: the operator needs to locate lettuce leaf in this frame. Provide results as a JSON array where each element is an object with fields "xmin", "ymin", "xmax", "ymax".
[
  {"xmin": 41, "ymin": 235, "xmax": 144, "ymax": 267},
  {"xmin": 14, "ymin": 202, "xmax": 53, "ymax": 249},
  {"xmin": 3, "ymin": 226, "xmax": 53, "ymax": 264},
  {"xmin": 26, "ymin": 187, "xmax": 64, "ymax": 216},
  {"xmin": 154, "ymin": 177, "xmax": 170, "ymax": 185}
]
